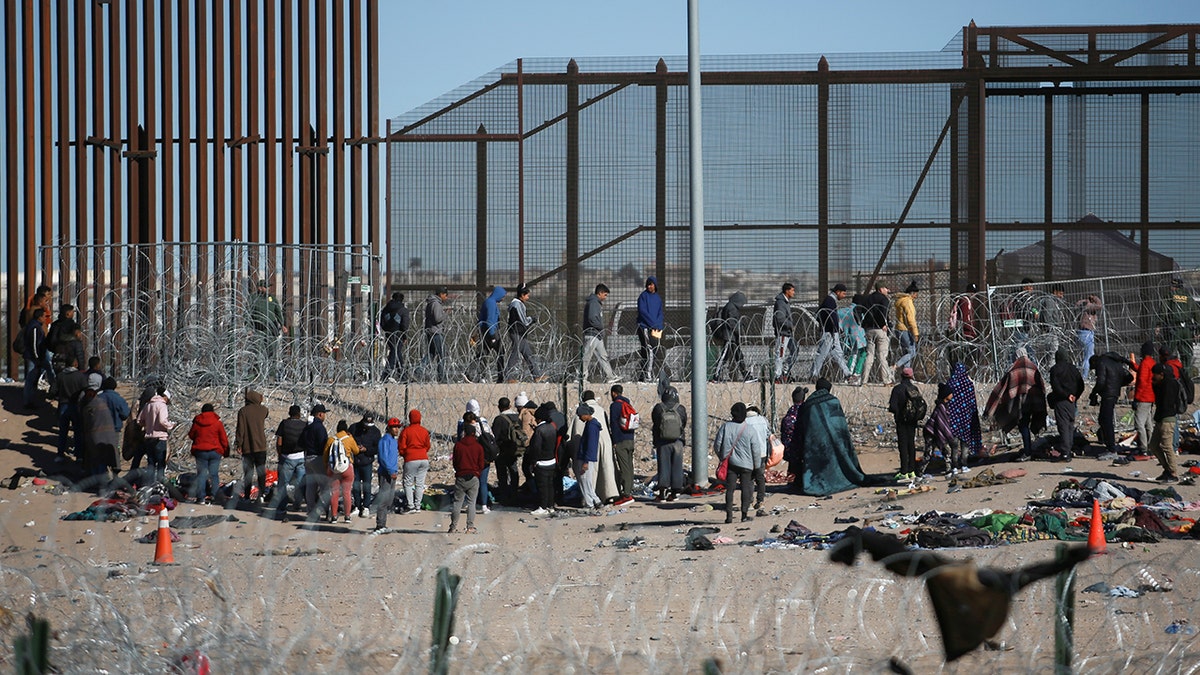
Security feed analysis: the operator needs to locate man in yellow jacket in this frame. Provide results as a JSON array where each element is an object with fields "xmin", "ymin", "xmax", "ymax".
[{"xmin": 895, "ymin": 281, "xmax": 920, "ymax": 375}]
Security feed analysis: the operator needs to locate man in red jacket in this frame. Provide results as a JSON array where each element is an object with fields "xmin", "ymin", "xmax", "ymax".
[{"xmin": 448, "ymin": 424, "xmax": 485, "ymax": 534}]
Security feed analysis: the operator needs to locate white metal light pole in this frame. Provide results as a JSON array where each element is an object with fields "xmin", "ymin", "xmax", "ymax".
[{"xmin": 687, "ymin": 0, "xmax": 708, "ymax": 486}]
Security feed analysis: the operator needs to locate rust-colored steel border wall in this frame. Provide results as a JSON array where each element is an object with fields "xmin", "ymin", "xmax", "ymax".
[{"xmin": 2, "ymin": 0, "xmax": 380, "ymax": 377}]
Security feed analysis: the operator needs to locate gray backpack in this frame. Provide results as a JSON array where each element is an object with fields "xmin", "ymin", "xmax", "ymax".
[{"xmin": 659, "ymin": 406, "xmax": 683, "ymax": 442}]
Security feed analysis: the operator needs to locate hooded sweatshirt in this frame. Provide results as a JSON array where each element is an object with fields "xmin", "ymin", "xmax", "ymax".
[
  {"xmin": 583, "ymin": 292, "xmax": 606, "ymax": 338},
  {"xmin": 1048, "ymin": 347, "xmax": 1085, "ymax": 405},
  {"xmin": 235, "ymin": 390, "xmax": 270, "ymax": 454},
  {"xmin": 478, "ymin": 286, "xmax": 507, "ymax": 337},
  {"xmin": 714, "ymin": 404, "xmax": 762, "ymax": 471},
  {"xmin": 398, "ymin": 409, "xmax": 430, "ymax": 462},
  {"xmin": 651, "ymin": 387, "xmax": 688, "ymax": 447},
  {"xmin": 424, "ymin": 294, "xmax": 447, "ymax": 336},
  {"xmin": 189, "ymin": 410, "xmax": 230, "ymax": 455},
  {"xmin": 894, "ymin": 292, "xmax": 918, "ymax": 338},
  {"xmin": 138, "ymin": 394, "xmax": 175, "ymax": 440},
  {"xmin": 637, "ymin": 276, "xmax": 664, "ymax": 330},
  {"xmin": 718, "ymin": 292, "xmax": 748, "ymax": 341}
]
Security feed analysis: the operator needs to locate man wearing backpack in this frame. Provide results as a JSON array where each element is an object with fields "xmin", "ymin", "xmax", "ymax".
[
  {"xmin": 491, "ymin": 397, "xmax": 522, "ymax": 503},
  {"xmin": 887, "ymin": 367, "xmax": 924, "ymax": 481},
  {"xmin": 609, "ymin": 384, "xmax": 637, "ymax": 505},
  {"xmin": 651, "ymin": 386, "xmax": 687, "ymax": 502},
  {"xmin": 380, "ymin": 292, "xmax": 410, "ymax": 382}
]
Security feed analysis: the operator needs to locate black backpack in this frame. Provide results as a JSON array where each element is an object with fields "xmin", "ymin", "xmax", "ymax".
[{"xmin": 899, "ymin": 387, "xmax": 928, "ymax": 424}]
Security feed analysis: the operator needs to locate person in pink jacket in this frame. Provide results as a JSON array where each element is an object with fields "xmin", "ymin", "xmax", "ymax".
[{"xmin": 136, "ymin": 384, "xmax": 175, "ymax": 485}]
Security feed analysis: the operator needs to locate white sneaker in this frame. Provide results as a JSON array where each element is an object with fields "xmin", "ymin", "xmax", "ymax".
[
  {"xmin": 358, "ymin": 508, "xmax": 368, "ymax": 518},
  {"xmin": 959, "ymin": 466, "xmax": 971, "ymax": 474},
  {"xmin": 531, "ymin": 507, "xmax": 549, "ymax": 515},
  {"xmin": 481, "ymin": 505, "xmax": 490, "ymax": 514},
  {"xmin": 406, "ymin": 507, "xmax": 419, "ymax": 514}
]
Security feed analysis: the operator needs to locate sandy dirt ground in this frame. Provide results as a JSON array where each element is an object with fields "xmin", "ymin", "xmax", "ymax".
[{"xmin": 0, "ymin": 380, "xmax": 1197, "ymax": 673}]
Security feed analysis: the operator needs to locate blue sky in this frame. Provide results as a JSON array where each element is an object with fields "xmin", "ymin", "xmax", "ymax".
[{"xmin": 379, "ymin": 0, "xmax": 1198, "ymax": 118}]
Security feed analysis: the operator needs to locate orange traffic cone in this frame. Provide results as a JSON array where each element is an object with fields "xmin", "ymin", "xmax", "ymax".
[
  {"xmin": 154, "ymin": 507, "xmax": 176, "ymax": 564},
  {"xmin": 1087, "ymin": 498, "xmax": 1107, "ymax": 554}
]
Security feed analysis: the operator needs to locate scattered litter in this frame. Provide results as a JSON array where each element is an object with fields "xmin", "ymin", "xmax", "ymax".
[
  {"xmin": 1138, "ymin": 568, "xmax": 1173, "ymax": 592},
  {"xmin": 833, "ymin": 516, "xmax": 859, "ymax": 524},
  {"xmin": 24, "ymin": 521, "xmax": 33, "ymax": 527},
  {"xmin": 1108, "ymin": 586, "xmax": 1142, "ymax": 598},
  {"xmin": 689, "ymin": 504, "xmax": 713, "ymax": 512},
  {"xmin": 254, "ymin": 547, "xmax": 330, "ymax": 557},
  {"xmin": 612, "ymin": 536, "xmax": 645, "ymax": 550},
  {"xmin": 685, "ymin": 527, "xmax": 719, "ymax": 551},
  {"xmin": 1083, "ymin": 582, "xmax": 1110, "ymax": 594}
]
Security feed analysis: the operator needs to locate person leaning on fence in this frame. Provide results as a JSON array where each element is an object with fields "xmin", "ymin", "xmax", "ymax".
[
  {"xmin": 505, "ymin": 284, "xmax": 546, "ymax": 382},
  {"xmin": 651, "ymin": 386, "xmax": 688, "ymax": 503},
  {"xmin": 423, "ymin": 286, "xmax": 450, "ymax": 383},
  {"xmin": 379, "ymin": 291, "xmax": 411, "ymax": 382},
  {"xmin": 399, "ymin": 408, "xmax": 431, "ymax": 513},
  {"xmin": 812, "ymin": 283, "xmax": 854, "ymax": 383},
  {"xmin": 636, "ymin": 276, "xmax": 665, "ymax": 382},
  {"xmin": 1161, "ymin": 276, "xmax": 1200, "ymax": 374},
  {"xmin": 235, "ymin": 389, "xmax": 271, "ymax": 506},
  {"xmin": 372, "ymin": 418, "xmax": 402, "ymax": 534},
  {"xmin": 581, "ymin": 283, "xmax": 618, "ymax": 384},
  {"xmin": 860, "ymin": 283, "xmax": 893, "ymax": 385},
  {"xmin": 773, "ymin": 282, "xmax": 798, "ymax": 383},
  {"xmin": 271, "ymin": 405, "xmax": 309, "ymax": 521}
]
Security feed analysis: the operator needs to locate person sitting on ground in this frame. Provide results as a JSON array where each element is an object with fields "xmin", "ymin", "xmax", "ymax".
[{"xmin": 925, "ymin": 383, "xmax": 963, "ymax": 477}]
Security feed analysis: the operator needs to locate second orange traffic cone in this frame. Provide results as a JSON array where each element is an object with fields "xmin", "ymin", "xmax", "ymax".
[
  {"xmin": 1087, "ymin": 498, "xmax": 1107, "ymax": 554},
  {"xmin": 154, "ymin": 507, "xmax": 176, "ymax": 564}
]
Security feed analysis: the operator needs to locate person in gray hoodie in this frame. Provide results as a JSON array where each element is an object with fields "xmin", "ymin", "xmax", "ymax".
[
  {"xmin": 773, "ymin": 283, "xmax": 798, "ymax": 383},
  {"xmin": 745, "ymin": 405, "xmax": 771, "ymax": 510},
  {"xmin": 581, "ymin": 283, "xmax": 618, "ymax": 383},
  {"xmin": 715, "ymin": 402, "xmax": 765, "ymax": 523},
  {"xmin": 505, "ymin": 285, "xmax": 545, "ymax": 382},
  {"xmin": 423, "ymin": 286, "xmax": 449, "ymax": 383},
  {"xmin": 714, "ymin": 291, "xmax": 749, "ymax": 382}
]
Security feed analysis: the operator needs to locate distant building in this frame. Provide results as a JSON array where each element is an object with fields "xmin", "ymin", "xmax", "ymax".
[{"xmin": 990, "ymin": 215, "xmax": 1175, "ymax": 283}]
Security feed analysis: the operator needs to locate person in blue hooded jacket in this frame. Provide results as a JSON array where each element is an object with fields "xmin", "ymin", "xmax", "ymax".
[
  {"xmin": 473, "ymin": 285, "xmax": 507, "ymax": 383},
  {"xmin": 637, "ymin": 276, "xmax": 665, "ymax": 382}
]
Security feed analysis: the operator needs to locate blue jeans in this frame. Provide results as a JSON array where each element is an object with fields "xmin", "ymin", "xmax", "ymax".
[
  {"xmin": 192, "ymin": 450, "xmax": 222, "ymax": 499},
  {"xmin": 57, "ymin": 402, "xmax": 79, "ymax": 456},
  {"xmin": 272, "ymin": 455, "xmax": 307, "ymax": 515},
  {"xmin": 477, "ymin": 465, "xmax": 491, "ymax": 508},
  {"xmin": 1078, "ymin": 329, "xmax": 1095, "ymax": 377},
  {"xmin": 353, "ymin": 462, "xmax": 374, "ymax": 511},
  {"xmin": 23, "ymin": 358, "xmax": 44, "ymax": 406},
  {"xmin": 811, "ymin": 332, "xmax": 850, "ymax": 379},
  {"xmin": 142, "ymin": 439, "xmax": 167, "ymax": 485},
  {"xmin": 895, "ymin": 330, "xmax": 917, "ymax": 370}
]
